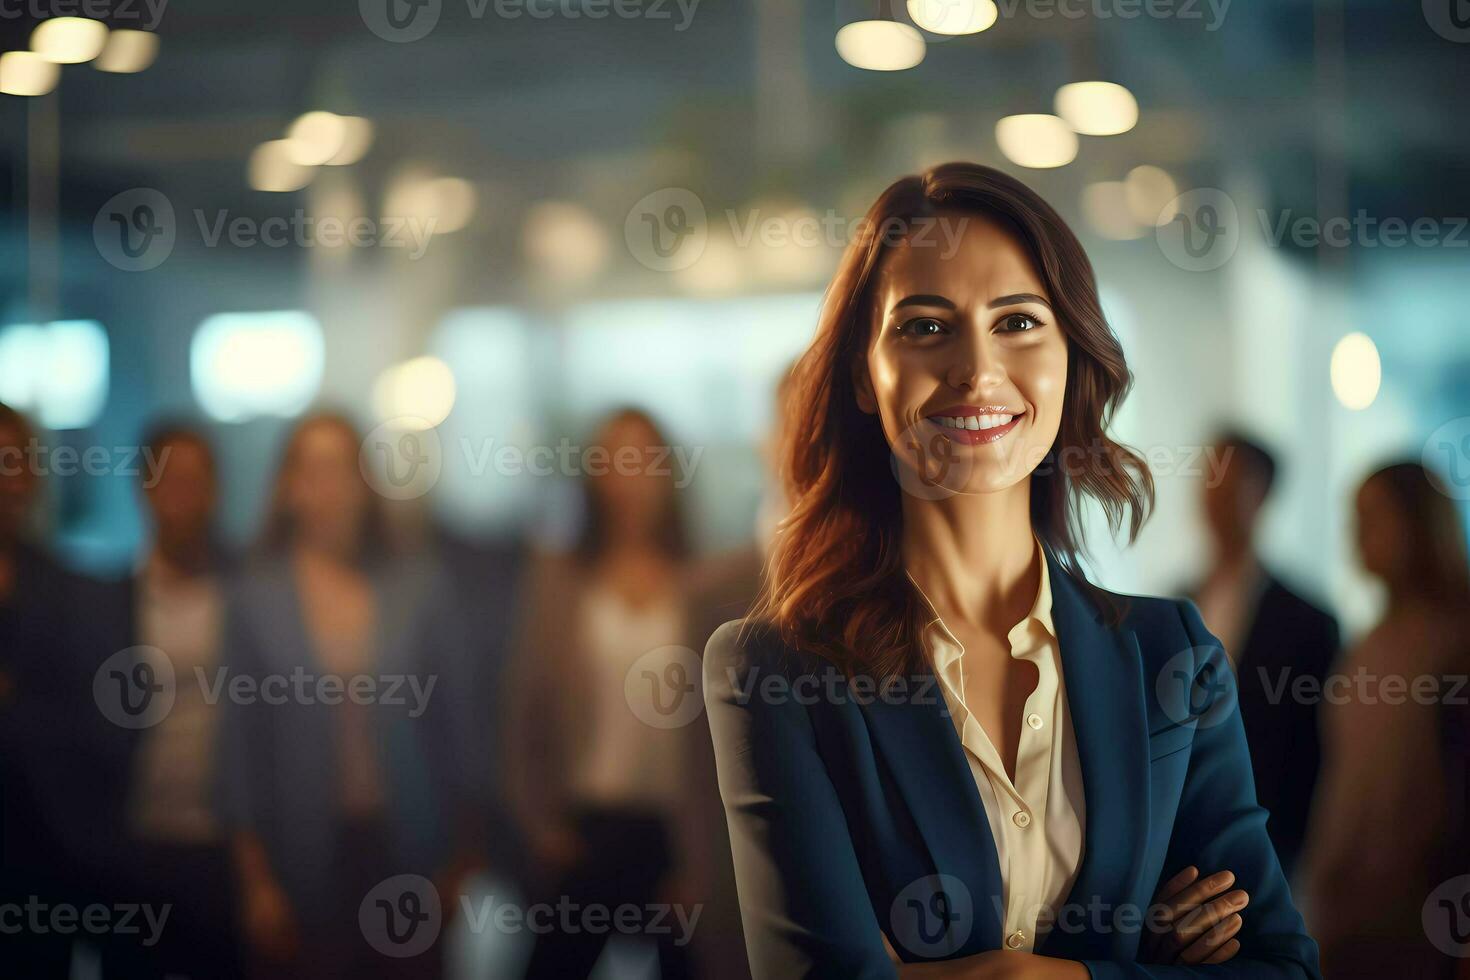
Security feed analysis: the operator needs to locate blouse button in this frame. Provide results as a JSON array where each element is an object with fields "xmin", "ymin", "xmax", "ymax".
[
  {"xmin": 1013, "ymin": 811, "xmax": 1031, "ymax": 828},
  {"xmin": 1027, "ymin": 713, "xmax": 1044, "ymax": 730},
  {"xmin": 1006, "ymin": 930, "xmax": 1026, "ymax": 949}
]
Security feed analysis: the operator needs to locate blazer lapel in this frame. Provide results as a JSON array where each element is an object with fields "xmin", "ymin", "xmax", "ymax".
[
  {"xmin": 1038, "ymin": 550, "xmax": 1151, "ymax": 959},
  {"xmin": 862, "ymin": 671, "xmax": 1005, "ymax": 956}
]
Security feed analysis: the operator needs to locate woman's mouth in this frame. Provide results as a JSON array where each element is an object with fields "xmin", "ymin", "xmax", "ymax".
[{"xmin": 924, "ymin": 408, "xmax": 1024, "ymax": 445}]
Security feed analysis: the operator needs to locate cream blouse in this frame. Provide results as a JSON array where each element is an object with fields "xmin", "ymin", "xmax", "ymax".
[{"xmin": 906, "ymin": 538, "xmax": 1086, "ymax": 953}]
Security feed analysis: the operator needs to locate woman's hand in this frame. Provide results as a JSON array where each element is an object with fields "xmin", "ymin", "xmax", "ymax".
[{"xmin": 1140, "ymin": 865, "xmax": 1248, "ymax": 965}]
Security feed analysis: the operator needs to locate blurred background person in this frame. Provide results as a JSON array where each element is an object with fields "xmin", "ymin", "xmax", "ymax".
[
  {"xmin": 680, "ymin": 361, "xmax": 797, "ymax": 980},
  {"xmin": 1187, "ymin": 431, "xmax": 1340, "ymax": 881},
  {"xmin": 504, "ymin": 407, "xmax": 699, "ymax": 980},
  {"xmin": 214, "ymin": 412, "xmax": 482, "ymax": 980},
  {"xmin": 0, "ymin": 401, "xmax": 85, "ymax": 976},
  {"xmin": 95, "ymin": 422, "xmax": 241, "ymax": 979},
  {"xmin": 1302, "ymin": 461, "xmax": 1470, "ymax": 979}
]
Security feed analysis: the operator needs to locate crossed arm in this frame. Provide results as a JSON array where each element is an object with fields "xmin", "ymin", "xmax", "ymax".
[{"xmin": 702, "ymin": 607, "xmax": 1322, "ymax": 980}]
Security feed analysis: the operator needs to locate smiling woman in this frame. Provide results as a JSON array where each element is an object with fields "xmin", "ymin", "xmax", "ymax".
[{"xmin": 703, "ymin": 163, "xmax": 1323, "ymax": 979}]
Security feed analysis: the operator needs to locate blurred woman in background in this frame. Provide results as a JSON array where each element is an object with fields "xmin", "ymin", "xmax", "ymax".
[
  {"xmin": 505, "ymin": 407, "xmax": 700, "ymax": 979},
  {"xmin": 1303, "ymin": 461, "xmax": 1470, "ymax": 979},
  {"xmin": 216, "ymin": 412, "xmax": 481, "ymax": 980},
  {"xmin": 110, "ymin": 423, "xmax": 241, "ymax": 980}
]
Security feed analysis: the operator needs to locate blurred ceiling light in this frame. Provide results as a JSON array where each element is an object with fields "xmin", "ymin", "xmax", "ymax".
[
  {"xmin": 372, "ymin": 356, "xmax": 457, "ymax": 430},
  {"xmin": 95, "ymin": 29, "xmax": 159, "ymax": 73},
  {"xmin": 325, "ymin": 116, "xmax": 374, "ymax": 165},
  {"xmin": 1054, "ymin": 81, "xmax": 1138, "ymax": 136},
  {"xmin": 995, "ymin": 114, "xmax": 1077, "ymax": 168},
  {"xmin": 0, "ymin": 51, "xmax": 60, "ymax": 96},
  {"xmin": 835, "ymin": 20, "xmax": 925, "ymax": 71},
  {"xmin": 190, "ymin": 311, "xmax": 324, "ymax": 422},
  {"xmin": 1123, "ymin": 164, "xmax": 1179, "ymax": 226},
  {"xmin": 427, "ymin": 178, "xmax": 477, "ymax": 233},
  {"xmin": 31, "ymin": 17, "xmax": 108, "ymax": 64},
  {"xmin": 0, "ymin": 321, "xmax": 109, "ymax": 430},
  {"xmin": 522, "ymin": 200, "xmax": 609, "ymax": 286},
  {"xmin": 1081, "ymin": 181, "xmax": 1144, "ymax": 241},
  {"xmin": 286, "ymin": 111, "xmax": 348, "ymax": 166},
  {"xmin": 383, "ymin": 173, "xmax": 478, "ymax": 234},
  {"xmin": 906, "ymin": 0, "xmax": 997, "ymax": 34},
  {"xmin": 674, "ymin": 234, "xmax": 743, "ymax": 296},
  {"xmin": 249, "ymin": 139, "xmax": 314, "ymax": 192},
  {"xmin": 1330, "ymin": 332, "xmax": 1381, "ymax": 411}
]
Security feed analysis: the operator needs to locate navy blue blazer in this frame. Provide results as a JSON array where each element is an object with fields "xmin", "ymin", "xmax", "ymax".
[{"xmin": 703, "ymin": 548, "xmax": 1322, "ymax": 979}]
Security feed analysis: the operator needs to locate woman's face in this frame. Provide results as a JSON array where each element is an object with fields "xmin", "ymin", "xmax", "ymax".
[
  {"xmin": 1354, "ymin": 477, "xmax": 1403, "ymax": 583},
  {"xmin": 285, "ymin": 420, "xmax": 369, "ymax": 552},
  {"xmin": 854, "ymin": 211, "xmax": 1069, "ymax": 497},
  {"xmin": 591, "ymin": 414, "xmax": 669, "ymax": 533}
]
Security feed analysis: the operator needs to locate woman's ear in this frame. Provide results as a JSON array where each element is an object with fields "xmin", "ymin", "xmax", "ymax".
[{"xmin": 850, "ymin": 354, "xmax": 878, "ymax": 415}]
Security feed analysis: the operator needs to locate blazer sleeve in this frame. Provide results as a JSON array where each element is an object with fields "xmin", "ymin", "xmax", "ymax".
[
  {"xmin": 1081, "ymin": 600, "xmax": 1323, "ymax": 980},
  {"xmin": 703, "ymin": 621, "xmax": 898, "ymax": 980}
]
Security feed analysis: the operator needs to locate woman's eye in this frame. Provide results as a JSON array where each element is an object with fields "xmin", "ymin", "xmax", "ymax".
[
  {"xmin": 899, "ymin": 316, "xmax": 946, "ymax": 338},
  {"xmin": 999, "ymin": 312, "xmax": 1043, "ymax": 332}
]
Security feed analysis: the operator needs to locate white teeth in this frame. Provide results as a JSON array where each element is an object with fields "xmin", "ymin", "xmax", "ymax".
[{"xmin": 931, "ymin": 413, "xmax": 1016, "ymax": 431}]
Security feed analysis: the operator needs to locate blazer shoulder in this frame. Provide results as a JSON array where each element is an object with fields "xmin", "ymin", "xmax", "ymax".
[
  {"xmin": 1095, "ymin": 588, "xmax": 1216, "ymax": 653},
  {"xmin": 703, "ymin": 617, "xmax": 834, "ymax": 686}
]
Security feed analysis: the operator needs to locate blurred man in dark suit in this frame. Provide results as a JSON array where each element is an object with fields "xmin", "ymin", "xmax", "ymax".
[
  {"xmin": 1189, "ymin": 431, "xmax": 1340, "ymax": 881},
  {"xmin": 0, "ymin": 402, "xmax": 115, "ymax": 976}
]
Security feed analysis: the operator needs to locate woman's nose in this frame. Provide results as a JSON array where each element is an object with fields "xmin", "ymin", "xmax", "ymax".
[{"xmin": 946, "ymin": 328, "xmax": 1007, "ymax": 392}]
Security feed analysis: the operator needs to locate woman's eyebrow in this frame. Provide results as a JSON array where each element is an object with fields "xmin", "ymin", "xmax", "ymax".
[
  {"xmin": 891, "ymin": 293, "xmax": 956, "ymax": 311},
  {"xmin": 988, "ymin": 292, "xmax": 1052, "ymax": 309}
]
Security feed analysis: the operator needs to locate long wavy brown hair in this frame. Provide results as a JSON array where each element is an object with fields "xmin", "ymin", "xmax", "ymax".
[{"xmin": 746, "ymin": 162, "xmax": 1154, "ymax": 677}]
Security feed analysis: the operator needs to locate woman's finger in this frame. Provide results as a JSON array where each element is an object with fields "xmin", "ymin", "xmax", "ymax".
[
  {"xmin": 1176, "ymin": 889, "xmax": 1249, "ymax": 943},
  {"xmin": 1153, "ymin": 872, "xmax": 1238, "ymax": 961},
  {"xmin": 1153, "ymin": 865, "xmax": 1200, "ymax": 905},
  {"xmin": 1201, "ymin": 937, "xmax": 1242, "ymax": 964},
  {"xmin": 1178, "ymin": 911, "xmax": 1244, "ymax": 965}
]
